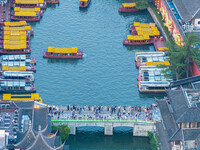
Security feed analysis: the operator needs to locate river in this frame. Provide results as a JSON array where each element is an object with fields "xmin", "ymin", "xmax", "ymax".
[{"xmin": 29, "ymin": 0, "xmax": 163, "ymax": 149}]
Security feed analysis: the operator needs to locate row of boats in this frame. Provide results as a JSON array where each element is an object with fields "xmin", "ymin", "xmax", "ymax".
[
  {"xmin": 122, "ymin": 22, "xmax": 171, "ymax": 93},
  {"xmin": 135, "ymin": 52, "xmax": 171, "ymax": 93}
]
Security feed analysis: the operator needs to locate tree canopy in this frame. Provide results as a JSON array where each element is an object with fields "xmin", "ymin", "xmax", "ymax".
[
  {"xmin": 52, "ymin": 124, "xmax": 70, "ymax": 143},
  {"xmin": 135, "ymin": 0, "xmax": 152, "ymax": 10},
  {"xmin": 163, "ymin": 32, "xmax": 200, "ymax": 80}
]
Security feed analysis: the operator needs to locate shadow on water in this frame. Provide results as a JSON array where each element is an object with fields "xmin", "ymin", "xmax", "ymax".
[
  {"xmin": 66, "ymin": 127, "xmax": 151, "ymax": 150},
  {"xmin": 45, "ymin": 58, "xmax": 82, "ymax": 65},
  {"xmin": 124, "ymin": 44, "xmax": 154, "ymax": 51},
  {"xmin": 47, "ymin": 3, "xmax": 60, "ymax": 9},
  {"xmin": 139, "ymin": 92, "xmax": 166, "ymax": 99},
  {"xmin": 118, "ymin": 10, "xmax": 149, "ymax": 18}
]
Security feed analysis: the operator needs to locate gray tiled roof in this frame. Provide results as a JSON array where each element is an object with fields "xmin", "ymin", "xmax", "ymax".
[
  {"xmin": 176, "ymin": 108, "xmax": 200, "ymax": 123},
  {"xmin": 183, "ymin": 129, "xmax": 200, "ymax": 141},
  {"xmin": 170, "ymin": 75, "xmax": 200, "ymax": 87},
  {"xmin": 15, "ymin": 101, "xmax": 34, "ymax": 109},
  {"xmin": 169, "ymin": 128, "xmax": 183, "ymax": 141},
  {"xmin": 173, "ymin": 0, "xmax": 200, "ymax": 22},
  {"xmin": 15, "ymin": 123, "xmax": 36, "ymax": 149},
  {"xmin": 166, "ymin": 90, "xmax": 188, "ymax": 121},
  {"xmin": 33, "ymin": 107, "xmax": 48, "ymax": 132},
  {"xmin": 155, "ymin": 122, "xmax": 171, "ymax": 150},
  {"xmin": 156, "ymin": 100, "xmax": 178, "ymax": 138}
]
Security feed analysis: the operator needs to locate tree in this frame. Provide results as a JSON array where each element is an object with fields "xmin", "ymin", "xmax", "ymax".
[
  {"xmin": 163, "ymin": 32, "xmax": 200, "ymax": 80},
  {"xmin": 135, "ymin": 0, "xmax": 152, "ymax": 10},
  {"xmin": 52, "ymin": 124, "xmax": 70, "ymax": 143}
]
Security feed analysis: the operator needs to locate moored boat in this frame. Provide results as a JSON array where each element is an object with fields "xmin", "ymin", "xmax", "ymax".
[
  {"xmin": 1, "ymin": 55, "xmax": 36, "ymax": 65},
  {"xmin": 135, "ymin": 52, "xmax": 166, "ymax": 62},
  {"xmin": 138, "ymin": 81, "xmax": 170, "ymax": 93},
  {"xmin": 1, "ymin": 93, "xmax": 42, "ymax": 103},
  {"xmin": 79, "ymin": 0, "xmax": 90, "ymax": 8},
  {"xmin": 14, "ymin": 0, "xmax": 47, "ymax": 9},
  {"xmin": 14, "ymin": 7, "xmax": 43, "ymax": 16},
  {"xmin": 43, "ymin": 47, "xmax": 83, "ymax": 59},
  {"xmin": 136, "ymin": 55, "xmax": 170, "ymax": 67},
  {"xmin": 11, "ymin": 11, "xmax": 41, "ymax": 21},
  {"xmin": 123, "ymin": 35, "xmax": 152, "ymax": 45},
  {"xmin": 1, "ymin": 71, "xmax": 34, "ymax": 82},
  {"xmin": 118, "ymin": 3, "xmax": 140, "ymax": 12},
  {"xmin": 2, "ymin": 21, "xmax": 34, "ymax": 35},
  {"xmin": 45, "ymin": 0, "xmax": 59, "ymax": 3},
  {"xmin": 0, "ymin": 80, "xmax": 36, "ymax": 93}
]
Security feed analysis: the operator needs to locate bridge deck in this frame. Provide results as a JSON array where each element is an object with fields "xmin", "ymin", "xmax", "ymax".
[{"xmin": 49, "ymin": 104, "xmax": 160, "ymax": 123}]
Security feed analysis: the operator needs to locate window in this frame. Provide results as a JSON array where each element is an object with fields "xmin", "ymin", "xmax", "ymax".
[
  {"xmin": 175, "ymin": 141, "xmax": 180, "ymax": 145},
  {"xmin": 198, "ymin": 21, "xmax": 200, "ymax": 24},
  {"xmin": 191, "ymin": 122, "xmax": 197, "ymax": 128}
]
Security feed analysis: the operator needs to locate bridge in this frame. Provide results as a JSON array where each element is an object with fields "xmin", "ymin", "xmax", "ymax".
[{"xmin": 49, "ymin": 104, "xmax": 160, "ymax": 136}]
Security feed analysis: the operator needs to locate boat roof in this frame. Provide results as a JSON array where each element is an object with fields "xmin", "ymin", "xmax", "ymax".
[
  {"xmin": 4, "ymin": 35, "xmax": 26, "ymax": 40},
  {"xmin": 14, "ymin": 12, "xmax": 37, "ymax": 17},
  {"xmin": 14, "ymin": 7, "xmax": 41, "ymax": 12},
  {"xmin": 4, "ymin": 21, "xmax": 27, "ymax": 27},
  {"xmin": 4, "ymin": 40, "xmax": 26, "ymax": 45},
  {"xmin": 0, "ymin": 81, "xmax": 27, "ymax": 87},
  {"xmin": 4, "ymin": 26, "xmax": 31, "ymax": 31},
  {"xmin": 139, "ymin": 81, "xmax": 170, "ymax": 86},
  {"xmin": 127, "ymin": 35, "xmax": 150, "ymax": 40},
  {"xmin": 135, "ymin": 52, "xmax": 165, "ymax": 56},
  {"xmin": 15, "ymin": 0, "xmax": 44, "ymax": 4},
  {"xmin": 2, "ymin": 66, "xmax": 27, "ymax": 71},
  {"xmin": 4, "ymin": 30, "xmax": 27, "ymax": 36},
  {"xmin": 122, "ymin": 3, "xmax": 136, "ymax": 8},
  {"xmin": 3, "ymin": 44, "xmax": 27, "ymax": 49},
  {"xmin": 47, "ymin": 47, "xmax": 78, "ymax": 53},
  {"xmin": 79, "ymin": 0, "xmax": 88, "ymax": 2},
  {"xmin": 157, "ymin": 47, "xmax": 169, "ymax": 51},
  {"xmin": 2, "ymin": 55, "xmax": 27, "ymax": 60},
  {"xmin": 3, "ymin": 71, "xmax": 34, "ymax": 76},
  {"xmin": 139, "ymin": 66, "xmax": 164, "ymax": 71},
  {"xmin": 146, "ymin": 61, "xmax": 170, "ymax": 66}
]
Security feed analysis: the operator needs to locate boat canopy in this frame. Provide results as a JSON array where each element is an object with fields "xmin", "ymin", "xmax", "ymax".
[
  {"xmin": 15, "ymin": 0, "xmax": 44, "ymax": 4},
  {"xmin": 79, "ymin": 0, "xmax": 88, "ymax": 2},
  {"xmin": 2, "ymin": 55, "xmax": 26, "ymax": 61},
  {"xmin": 4, "ymin": 40, "xmax": 26, "ymax": 45},
  {"xmin": 48, "ymin": 47, "xmax": 78, "ymax": 53},
  {"xmin": 14, "ymin": 7, "xmax": 41, "ymax": 12},
  {"xmin": 135, "ymin": 52, "xmax": 165, "ymax": 61},
  {"xmin": 4, "ymin": 30, "xmax": 27, "ymax": 36},
  {"xmin": 3, "ymin": 44, "xmax": 27, "ymax": 49},
  {"xmin": 127, "ymin": 35, "xmax": 150, "ymax": 40},
  {"xmin": 2, "ymin": 93, "xmax": 40, "ymax": 101},
  {"xmin": 4, "ymin": 21, "xmax": 27, "ymax": 27},
  {"xmin": 139, "ymin": 81, "xmax": 170, "ymax": 86},
  {"xmin": 139, "ymin": 66, "xmax": 164, "ymax": 71},
  {"xmin": 0, "ymin": 81, "xmax": 26, "ymax": 87},
  {"xmin": 3, "ymin": 71, "xmax": 33, "ymax": 76},
  {"xmin": 122, "ymin": 3, "xmax": 136, "ymax": 8},
  {"xmin": 146, "ymin": 61, "xmax": 170, "ymax": 66},
  {"xmin": 137, "ymin": 30, "xmax": 160, "ymax": 36},
  {"xmin": 158, "ymin": 47, "xmax": 169, "ymax": 51},
  {"xmin": 14, "ymin": 12, "xmax": 37, "ymax": 17},
  {"xmin": 4, "ymin": 35, "xmax": 26, "ymax": 40},
  {"xmin": 2, "ymin": 66, "xmax": 27, "ymax": 71},
  {"xmin": 4, "ymin": 26, "xmax": 31, "ymax": 31}
]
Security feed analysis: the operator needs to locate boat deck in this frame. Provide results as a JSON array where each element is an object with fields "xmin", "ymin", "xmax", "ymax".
[
  {"xmin": 153, "ymin": 38, "xmax": 166, "ymax": 51},
  {"xmin": 0, "ymin": 1, "xmax": 11, "ymax": 22}
]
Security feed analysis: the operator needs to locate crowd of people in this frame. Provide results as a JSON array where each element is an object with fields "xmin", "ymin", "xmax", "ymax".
[{"xmin": 48, "ymin": 103, "xmax": 160, "ymax": 122}]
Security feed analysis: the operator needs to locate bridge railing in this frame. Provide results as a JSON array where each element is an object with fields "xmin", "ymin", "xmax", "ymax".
[{"xmin": 51, "ymin": 118, "xmax": 155, "ymax": 124}]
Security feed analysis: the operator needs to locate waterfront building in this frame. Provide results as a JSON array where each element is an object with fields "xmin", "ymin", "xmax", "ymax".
[
  {"xmin": 0, "ymin": 100, "xmax": 50, "ymax": 148},
  {"xmin": 156, "ymin": 89, "xmax": 200, "ymax": 149}
]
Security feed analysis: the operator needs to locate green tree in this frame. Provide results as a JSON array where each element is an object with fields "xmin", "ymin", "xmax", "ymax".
[
  {"xmin": 135, "ymin": 0, "xmax": 152, "ymax": 10},
  {"xmin": 52, "ymin": 124, "xmax": 70, "ymax": 143},
  {"xmin": 163, "ymin": 32, "xmax": 200, "ymax": 80}
]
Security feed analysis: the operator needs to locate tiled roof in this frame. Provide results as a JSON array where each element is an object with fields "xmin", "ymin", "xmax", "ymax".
[
  {"xmin": 173, "ymin": 0, "xmax": 200, "ymax": 22},
  {"xmin": 156, "ymin": 100, "xmax": 178, "ymax": 138}
]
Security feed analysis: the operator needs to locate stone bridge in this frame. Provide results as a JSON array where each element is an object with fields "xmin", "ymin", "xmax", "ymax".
[{"xmin": 52, "ymin": 119, "xmax": 156, "ymax": 136}]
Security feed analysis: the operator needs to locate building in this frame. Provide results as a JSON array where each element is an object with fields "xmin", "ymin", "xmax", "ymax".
[
  {"xmin": 0, "ymin": 100, "xmax": 50, "ymax": 148},
  {"xmin": 15, "ymin": 121, "xmax": 64, "ymax": 150},
  {"xmin": 156, "ymin": 89, "xmax": 200, "ymax": 150}
]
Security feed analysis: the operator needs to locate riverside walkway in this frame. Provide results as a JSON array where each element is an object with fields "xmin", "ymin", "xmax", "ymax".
[{"xmin": 49, "ymin": 104, "xmax": 160, "ymax": 136}]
